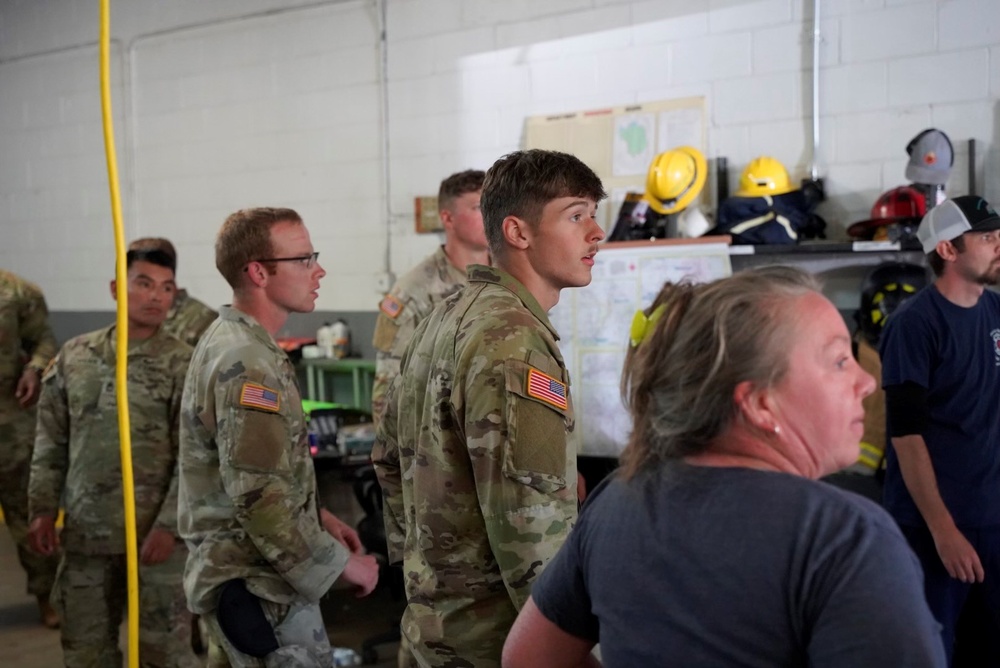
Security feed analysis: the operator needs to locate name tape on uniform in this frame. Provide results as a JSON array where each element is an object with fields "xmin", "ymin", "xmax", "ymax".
[
  {"xmin": 526, "ymin": 368, "xmax": 568, "ymax": 410},
  {"xmin": 240, "ymin": 382, "xmax": 281, "ymax": 412}
]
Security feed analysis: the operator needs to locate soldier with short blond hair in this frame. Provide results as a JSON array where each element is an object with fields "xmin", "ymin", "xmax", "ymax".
[{"xmin": 371, "ymin": 169, "xmax": 487, "ymax": 425}]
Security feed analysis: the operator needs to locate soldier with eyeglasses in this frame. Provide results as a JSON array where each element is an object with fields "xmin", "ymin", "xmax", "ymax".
[{"xmin": 177, "ymin": 208, "xmax": 378, "ymax": 668}]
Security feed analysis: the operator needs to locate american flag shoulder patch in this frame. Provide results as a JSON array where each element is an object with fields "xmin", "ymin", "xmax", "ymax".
[
  {"xmin": 379, "ymin": 295, "xmax": 404, "ymax": 319},
  {"xmin": 526, "ymin": 368, "xmax": 568, "ymax": 411},
  {"xmin": 239, "ymin": 382, "xmax": 281, "ymax": 412}
]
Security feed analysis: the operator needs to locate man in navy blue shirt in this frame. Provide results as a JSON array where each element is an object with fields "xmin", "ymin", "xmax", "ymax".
[{"xmin": 881, "ymin": 195, "xmax": 1000, "ymax": 665}]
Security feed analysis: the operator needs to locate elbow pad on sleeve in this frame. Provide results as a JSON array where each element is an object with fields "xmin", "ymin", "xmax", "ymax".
[{"xmin": 885, "ymin": 381, "xmax": 928, "ymax": 438}]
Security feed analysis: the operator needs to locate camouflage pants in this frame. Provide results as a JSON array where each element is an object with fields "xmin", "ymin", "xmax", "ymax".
[
  {"xmin": 397, "ymin": 633, "xmax": 419, "ymax": 668},
  {"xmin": 203, "ymin": 615, "xmax": 233, "ymax": 668},
  {"xmin": 205, "ymin": 597, "xmax": 333, "ymax": 667},
  {"xmin": 401, "ymin": 603, "xmax": 507, "ymax": 668},
  {"xmin": 0, "ymin": 412, "xmax": 59, "ymax": 597},
  {"xmin": 51, "ymin": 548, "xmax": 199, "ymax": 668}
]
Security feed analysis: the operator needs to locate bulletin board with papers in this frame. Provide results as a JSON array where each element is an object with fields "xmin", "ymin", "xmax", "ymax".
[
  {"xmin": 548, "ymin": 239, "xmax": 732, "ymax": 457},
  {"xmin": 525, "ymin": 96, "xmax": 707, "ymax": 232}
]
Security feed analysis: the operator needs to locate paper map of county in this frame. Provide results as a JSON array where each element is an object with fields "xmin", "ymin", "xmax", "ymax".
[
  {"xmin": 549, "ymin": 242, "xmax": 732, "ymax": 456},
  {"xmin": 612, "ymin": 113, "xmax": 655, "ymax": 176}
]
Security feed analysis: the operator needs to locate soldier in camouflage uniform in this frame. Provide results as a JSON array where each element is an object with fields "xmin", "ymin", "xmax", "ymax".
[
  {"xmin": 371, "ymin": 170, "xmax": 487, "ymax": 425},
  {"xmin": 0, "ymin": 269, "xmax": 60, "ymax": 628},
  {"xmin": 128, "ymin": 237, "xmax": 220, "ymax": 660},
  {"xmin": 178, "ymin": 208, "xmax": 378, "ymax": 668},
  {"xmin": 27, "ymin": 249, "xmax": 199, "ymax": 668},
  {"xmin": 165, "ymin": 288, "xmax": 218, "ymax": 347},
  {"xmin": 129, "ymin": 238, "xmax": 218, "ymax": 347},
  {"xmin": 371, "ymin": 149, "xmax": 606, "ymax": 667}
]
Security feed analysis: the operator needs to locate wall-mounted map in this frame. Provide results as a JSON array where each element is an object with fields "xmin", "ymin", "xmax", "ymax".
[
  {"xmin": 548, "ymin": 239, "xmax": 731, "ymax": 457},
  {"xmin": 525, "ymin": 96, "xmax": 707, "ymax": 232}
]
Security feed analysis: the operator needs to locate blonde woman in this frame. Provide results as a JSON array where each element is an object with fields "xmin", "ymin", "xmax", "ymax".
[{"xmin": 503, "ymin": 266, "xmax": 944, "ymax": 668}]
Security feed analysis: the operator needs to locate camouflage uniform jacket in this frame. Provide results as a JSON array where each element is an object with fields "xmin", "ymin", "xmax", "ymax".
[
  {"xmin": 0, "ymin": 269, "xmax": 57, "ymax": 421},
  {"xmin": 371, "ymin": 264, "xmax": 579, "ymax": 666},
  {"xmin": 28, "ymin": 325, "xmax": 192, "ymax": 554},
  {"xmin": 177, "ymin": 306, "xmax": 349, "ymax": 614},
  {"xmin": 162, "ymin": 288, "xmax": 218, "ymax": 347},
  {"xmin": 371, "ymin": 246, "xmax": 466, "ymax": 425}
]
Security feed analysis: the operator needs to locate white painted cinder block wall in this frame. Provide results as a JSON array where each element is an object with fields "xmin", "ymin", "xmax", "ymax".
[{"xmin": 1, "ymin": 0, "xmax": 998, "ymax": 312}]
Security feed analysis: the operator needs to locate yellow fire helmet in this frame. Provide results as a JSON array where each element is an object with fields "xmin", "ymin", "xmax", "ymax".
[
  {"xmin": 735, "ymin": 156, "xmax": 795, "ymax": 197},
  {"xmin": 643, "ymin": 146, "xmax": 708, "ymax": 215}
]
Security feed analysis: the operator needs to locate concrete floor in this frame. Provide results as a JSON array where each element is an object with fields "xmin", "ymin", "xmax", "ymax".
[
  {"xmin": 0, "ymin": 467, "xmax": 402, "ymax": 667},
  {"xmin": 0, "ymin": 527, "xmax": 65, "ymax": 667}
]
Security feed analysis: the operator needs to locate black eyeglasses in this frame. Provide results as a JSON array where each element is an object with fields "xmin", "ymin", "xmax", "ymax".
[{"xmin": 244, "ymin": 252, "xmax": 319, "ymax": 271}]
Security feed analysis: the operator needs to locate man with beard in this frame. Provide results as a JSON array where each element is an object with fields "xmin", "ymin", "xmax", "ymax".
[{"xmin": 880, "ymin": 195, "xmax": 1000, "ymax": 664}]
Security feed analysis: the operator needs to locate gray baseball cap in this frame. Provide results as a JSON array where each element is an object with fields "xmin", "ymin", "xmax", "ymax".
[
  {"xmin": 917, "ymin": 195, "xmax": 1000, "ymax": 253},
  {"xmin": 905, "ymin": 128, "xmax": 953, "ymax": 186}
]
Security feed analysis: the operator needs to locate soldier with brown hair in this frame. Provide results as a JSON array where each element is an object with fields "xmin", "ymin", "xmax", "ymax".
[
  {"xmin": 178, "ymin": 208, "xmax": 378, "ymax": 667},
  {"xmin": 372, "ymin": 149, "xmax": 606, "ymax": 667}
]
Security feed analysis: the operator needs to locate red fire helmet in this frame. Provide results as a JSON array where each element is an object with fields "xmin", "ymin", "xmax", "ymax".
[{"xmin": 847, "ymin": 186, "xmax": 927, "ymax": 240}]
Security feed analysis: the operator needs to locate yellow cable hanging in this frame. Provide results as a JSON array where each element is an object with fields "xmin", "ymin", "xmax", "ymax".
[{"xmin": 98, "ymin": 1, "xmax": 140, "ymax": 665}]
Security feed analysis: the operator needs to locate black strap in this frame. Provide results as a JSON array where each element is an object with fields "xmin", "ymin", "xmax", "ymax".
[{"xmin": 215, "ymin": 579, "xmax": 280, "ymax": 658}]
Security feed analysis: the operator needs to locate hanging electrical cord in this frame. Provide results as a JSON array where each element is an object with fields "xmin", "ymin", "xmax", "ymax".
[
  {"xmin": 98, "ymin": 1, "xmax": 141, "ymax": 666},
  {"xmin": 376, "ymin": 0, "xmax": 395, "ymax": 286}
]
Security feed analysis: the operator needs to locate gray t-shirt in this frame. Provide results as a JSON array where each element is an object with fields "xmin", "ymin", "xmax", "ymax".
[{"xmin": 532, "ymin": 462, "xmax": 945, "ymax": 667}]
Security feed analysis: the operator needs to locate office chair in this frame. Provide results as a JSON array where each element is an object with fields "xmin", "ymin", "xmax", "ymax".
[{"xmin": 353, "ymin": 466, "xmax": 405, "ymax": 665}]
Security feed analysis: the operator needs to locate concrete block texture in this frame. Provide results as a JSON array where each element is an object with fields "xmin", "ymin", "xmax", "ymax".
[{"xmin": 1, "ymin": 0, "xmax": 998, "ymax": 309}]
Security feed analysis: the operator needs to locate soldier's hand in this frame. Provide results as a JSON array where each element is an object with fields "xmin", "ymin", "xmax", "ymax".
[
  {"xmin": 140, "ymin": 527, "xmax": 176, "ymax": 565},
  {"xmin": 28, "ymin": 515, "xmax": 59, "ymax": 556},
  {"xmin": 320, "ymin": 508, "xmax": 364, "ymax": 554},
  {"xmin": 340, "ymin": 553, "xmax": 379, "ymax": 598},
  {"xmin": 15, "ymin": 367, "xmax": 42, "ymax": 408}
]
